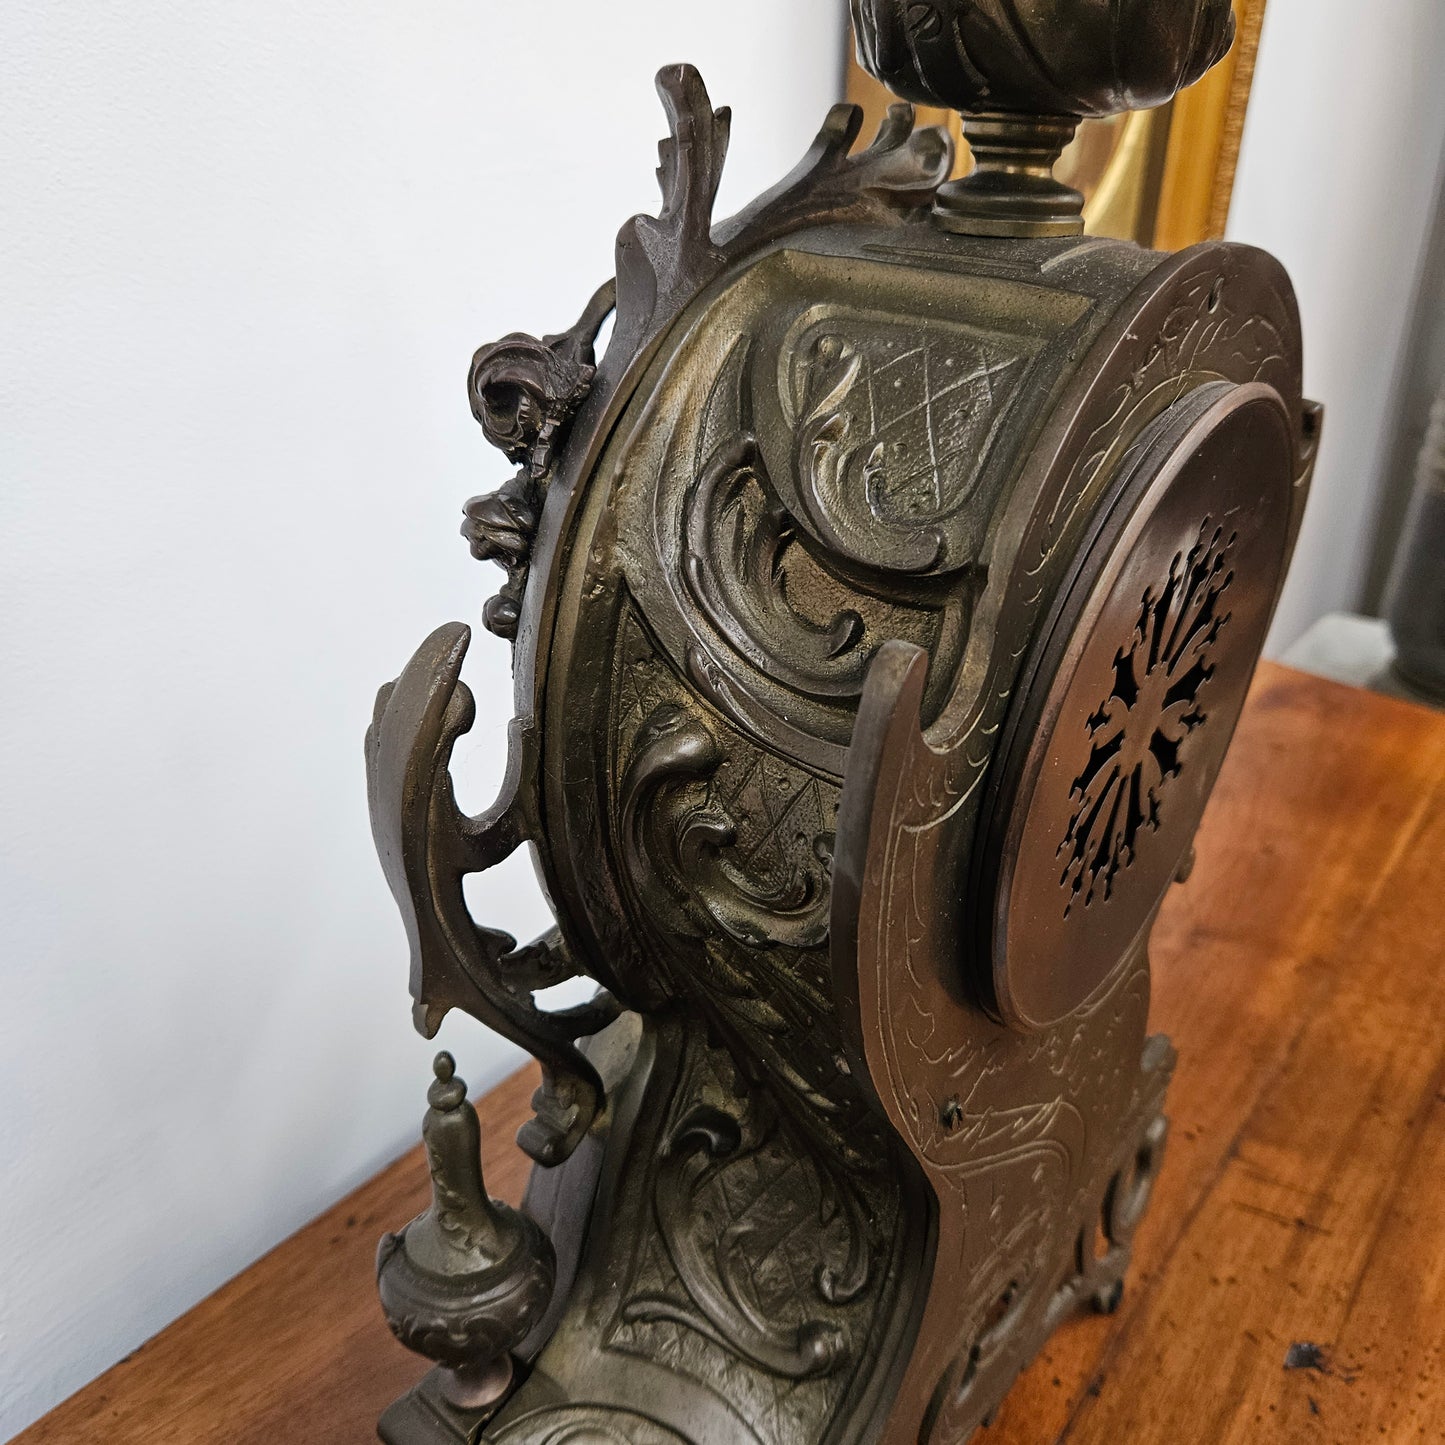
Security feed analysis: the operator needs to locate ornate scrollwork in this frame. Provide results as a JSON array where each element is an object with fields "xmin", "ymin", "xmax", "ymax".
[
  {"xmin": 365, "ymin": 622, "xmax": 620, "ymax": 1164},
  {"xmin": 462, "ymin": 472, "xmax": 541, "ymax": 641},
  {"xmin": 464, "ymin": 281, "xmax": 615, "ymax": 640},
  {"xmin": 365, "ymin": 40, "xmax": 1314, "ymax": 1445},
  {"xmin": 607, "ymin": 609, "xmax": 875, "ymax": 1160},
  {"xmin": 612, "ymin": 65, "xmax": 952, "ymax": 358},
  {"xmin": 619, "ymin": 703, "xmax": 834, "ymax": 955},
  {"xmin": 624, "ymin": 1101, "xmax": 850, "ymax": 1380},
  {"xmin": 792, "ymin": 334, "xmax": 942, "ymax": 575},
  {"xmin": 715, "ymin": 98, "xmax": 953, "ymax": 248},
  {"xmin": 918, "ymin": 1035, "xmax": 1174, "ymax": 1445},
  {"xmin": 683, "ymin": 432, "xmax": 868, "ymax": 695},
  {"xmin": 783, "ymin": 316, "xmax": 1033, "ymax": 579},
  {"xmin": 468, "ymin": 282, "xmax": 615, "ymax": 478},
  {"xmin": 613, "ymin": 1036, "xmax": 878, "ymax": 1390},
  {"xmin": 643, "ymin": 312, "xmax": 990, "ymax": 772}
]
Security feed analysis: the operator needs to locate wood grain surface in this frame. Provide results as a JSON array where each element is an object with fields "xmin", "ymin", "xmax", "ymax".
[{"xmin": 18, "ymin": 663, "xmax": 1445, "ymax": 1445}]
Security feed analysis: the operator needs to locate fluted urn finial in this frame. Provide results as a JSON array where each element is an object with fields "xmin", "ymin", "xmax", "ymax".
[
  {"xmin": 851, "ymin": 0, "xmax": 1237, "ymax": 236},
  {"xmin": 376, "ymin": 1052, "xmax": 556, "ymax": 1415}
]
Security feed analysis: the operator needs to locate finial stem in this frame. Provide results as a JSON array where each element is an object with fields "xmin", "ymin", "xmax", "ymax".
[{"xmin": 933, "ymin": 113, "xmax": 1084, "ymax": 238}]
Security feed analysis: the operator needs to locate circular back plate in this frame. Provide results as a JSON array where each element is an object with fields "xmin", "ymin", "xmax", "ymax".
[{"xmin": 983, "ymin": 381, "xmax": 1295, "ymax": 1032}]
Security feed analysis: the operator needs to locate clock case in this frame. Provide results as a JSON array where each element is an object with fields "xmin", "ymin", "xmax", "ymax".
[{"xmin": 366, "ymin": 65, "xmax": 1318, "ymax": 1445}]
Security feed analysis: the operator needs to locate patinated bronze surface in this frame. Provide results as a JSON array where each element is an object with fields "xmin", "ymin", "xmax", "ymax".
[{"xmin": 363, "ymin": 9, "xmax": 1319, "ymax": 1442}]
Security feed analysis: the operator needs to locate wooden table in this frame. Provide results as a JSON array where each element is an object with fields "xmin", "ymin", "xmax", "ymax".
[{"xmin": 20, "ymin": 664, "xmax": 1445, "ymax": 1445}]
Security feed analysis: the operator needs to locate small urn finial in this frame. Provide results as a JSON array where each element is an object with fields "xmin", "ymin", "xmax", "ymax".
[{"xmin": 377, "ymin": 1052, "xmax": 556, "ymax": 1414}]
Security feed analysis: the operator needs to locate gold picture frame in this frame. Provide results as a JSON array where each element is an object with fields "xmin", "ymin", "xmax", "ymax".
[{"xmin": 844, "ymin": 0, "xmax": 1268, "ymax": 249}]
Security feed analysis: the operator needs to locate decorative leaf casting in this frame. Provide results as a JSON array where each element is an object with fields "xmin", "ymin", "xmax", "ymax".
[
  {"xmin": 657, "ymin": 315, "xmax": 984, "ymax": 775},
  {"xmin": 626, "ymin": 1102, "xmax": 848, "ymax": 1380},
  {"xmin": 462, "ymin": 471, "xmax": 541, "ymax": 641},
  {"xmin": 683, "ymin": 432, "xmax": 869, "ymax": 695},
  {"xmin": 789, "ymin": 321, "xmax": 1028, "ymax": 578},
  {"xmin": 613, "ymin": 66, "xmax": 952, "ymax": 357},
  {"xmin": 621, "ymin": 1063, "xmax": 874, "ymax": 1384},
  {"xmin": 1058, "ymin": 520, "xmax": 1236, "ymax": 915},
  {"xmin": 619, "ymin": 703, "xmax": 834, "ymax": 955},
  {"xmin": 463, "ymin": 72, "xmax": 951, "ymax": 648},
  {"xmin": 477, "ymin": 1020, "xmax": 902, "ymax": 1445},
  {"xmin": 610, "ymin": 607, "xmax": 882, "ymax": 1163},
  {"xmin": 713, "ymin": 100, "xmax": 953, "ymax": 250},
  {"xmin": 793, "ymin": 334, "xmax": 944, "ymax": 575},
  {"xmin": 614, "ymin": 66, "xmax": 731, "ymax": 350}
]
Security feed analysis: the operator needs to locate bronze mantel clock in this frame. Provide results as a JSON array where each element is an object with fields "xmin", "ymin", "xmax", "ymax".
[{"xmin": 363, "ymin": 5, "xmax": 1321, "ymax": 1442}]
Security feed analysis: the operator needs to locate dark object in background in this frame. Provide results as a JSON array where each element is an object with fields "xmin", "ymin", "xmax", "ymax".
[
  {"xmin": 1385, "ymin": 381, "xmax": 1445, "ymax": 700},
  {"xmin": 1284, "ymin": 1341, "xmax": 1329, "ymax": 1374},
  {"xmin": 361, "ymin": 6, "xmax": 1319, "ymax": 1443}
]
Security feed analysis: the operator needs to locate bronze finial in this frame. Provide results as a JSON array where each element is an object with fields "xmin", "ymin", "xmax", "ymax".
[
  {"xmin": 376, "ymin": 1052, "xmax": 555, "ymax": 1417},
  {"xmin": 851, "ymin": 0, "xmax": 1236, "ymax": 236}
]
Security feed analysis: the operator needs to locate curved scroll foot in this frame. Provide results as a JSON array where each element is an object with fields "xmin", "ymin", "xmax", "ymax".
[{"xmin": 365, "ymin": 623, "xmax": 618, "ymax": 1163}]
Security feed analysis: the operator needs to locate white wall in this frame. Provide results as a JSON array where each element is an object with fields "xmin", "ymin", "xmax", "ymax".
[
  {"xmin": 0, "ymin": 2, "xmax": 844, "ymax": 1436},
  {"xmin": 1226, "ymin": 0, "xmax": 1445, "ymax": 651}
]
